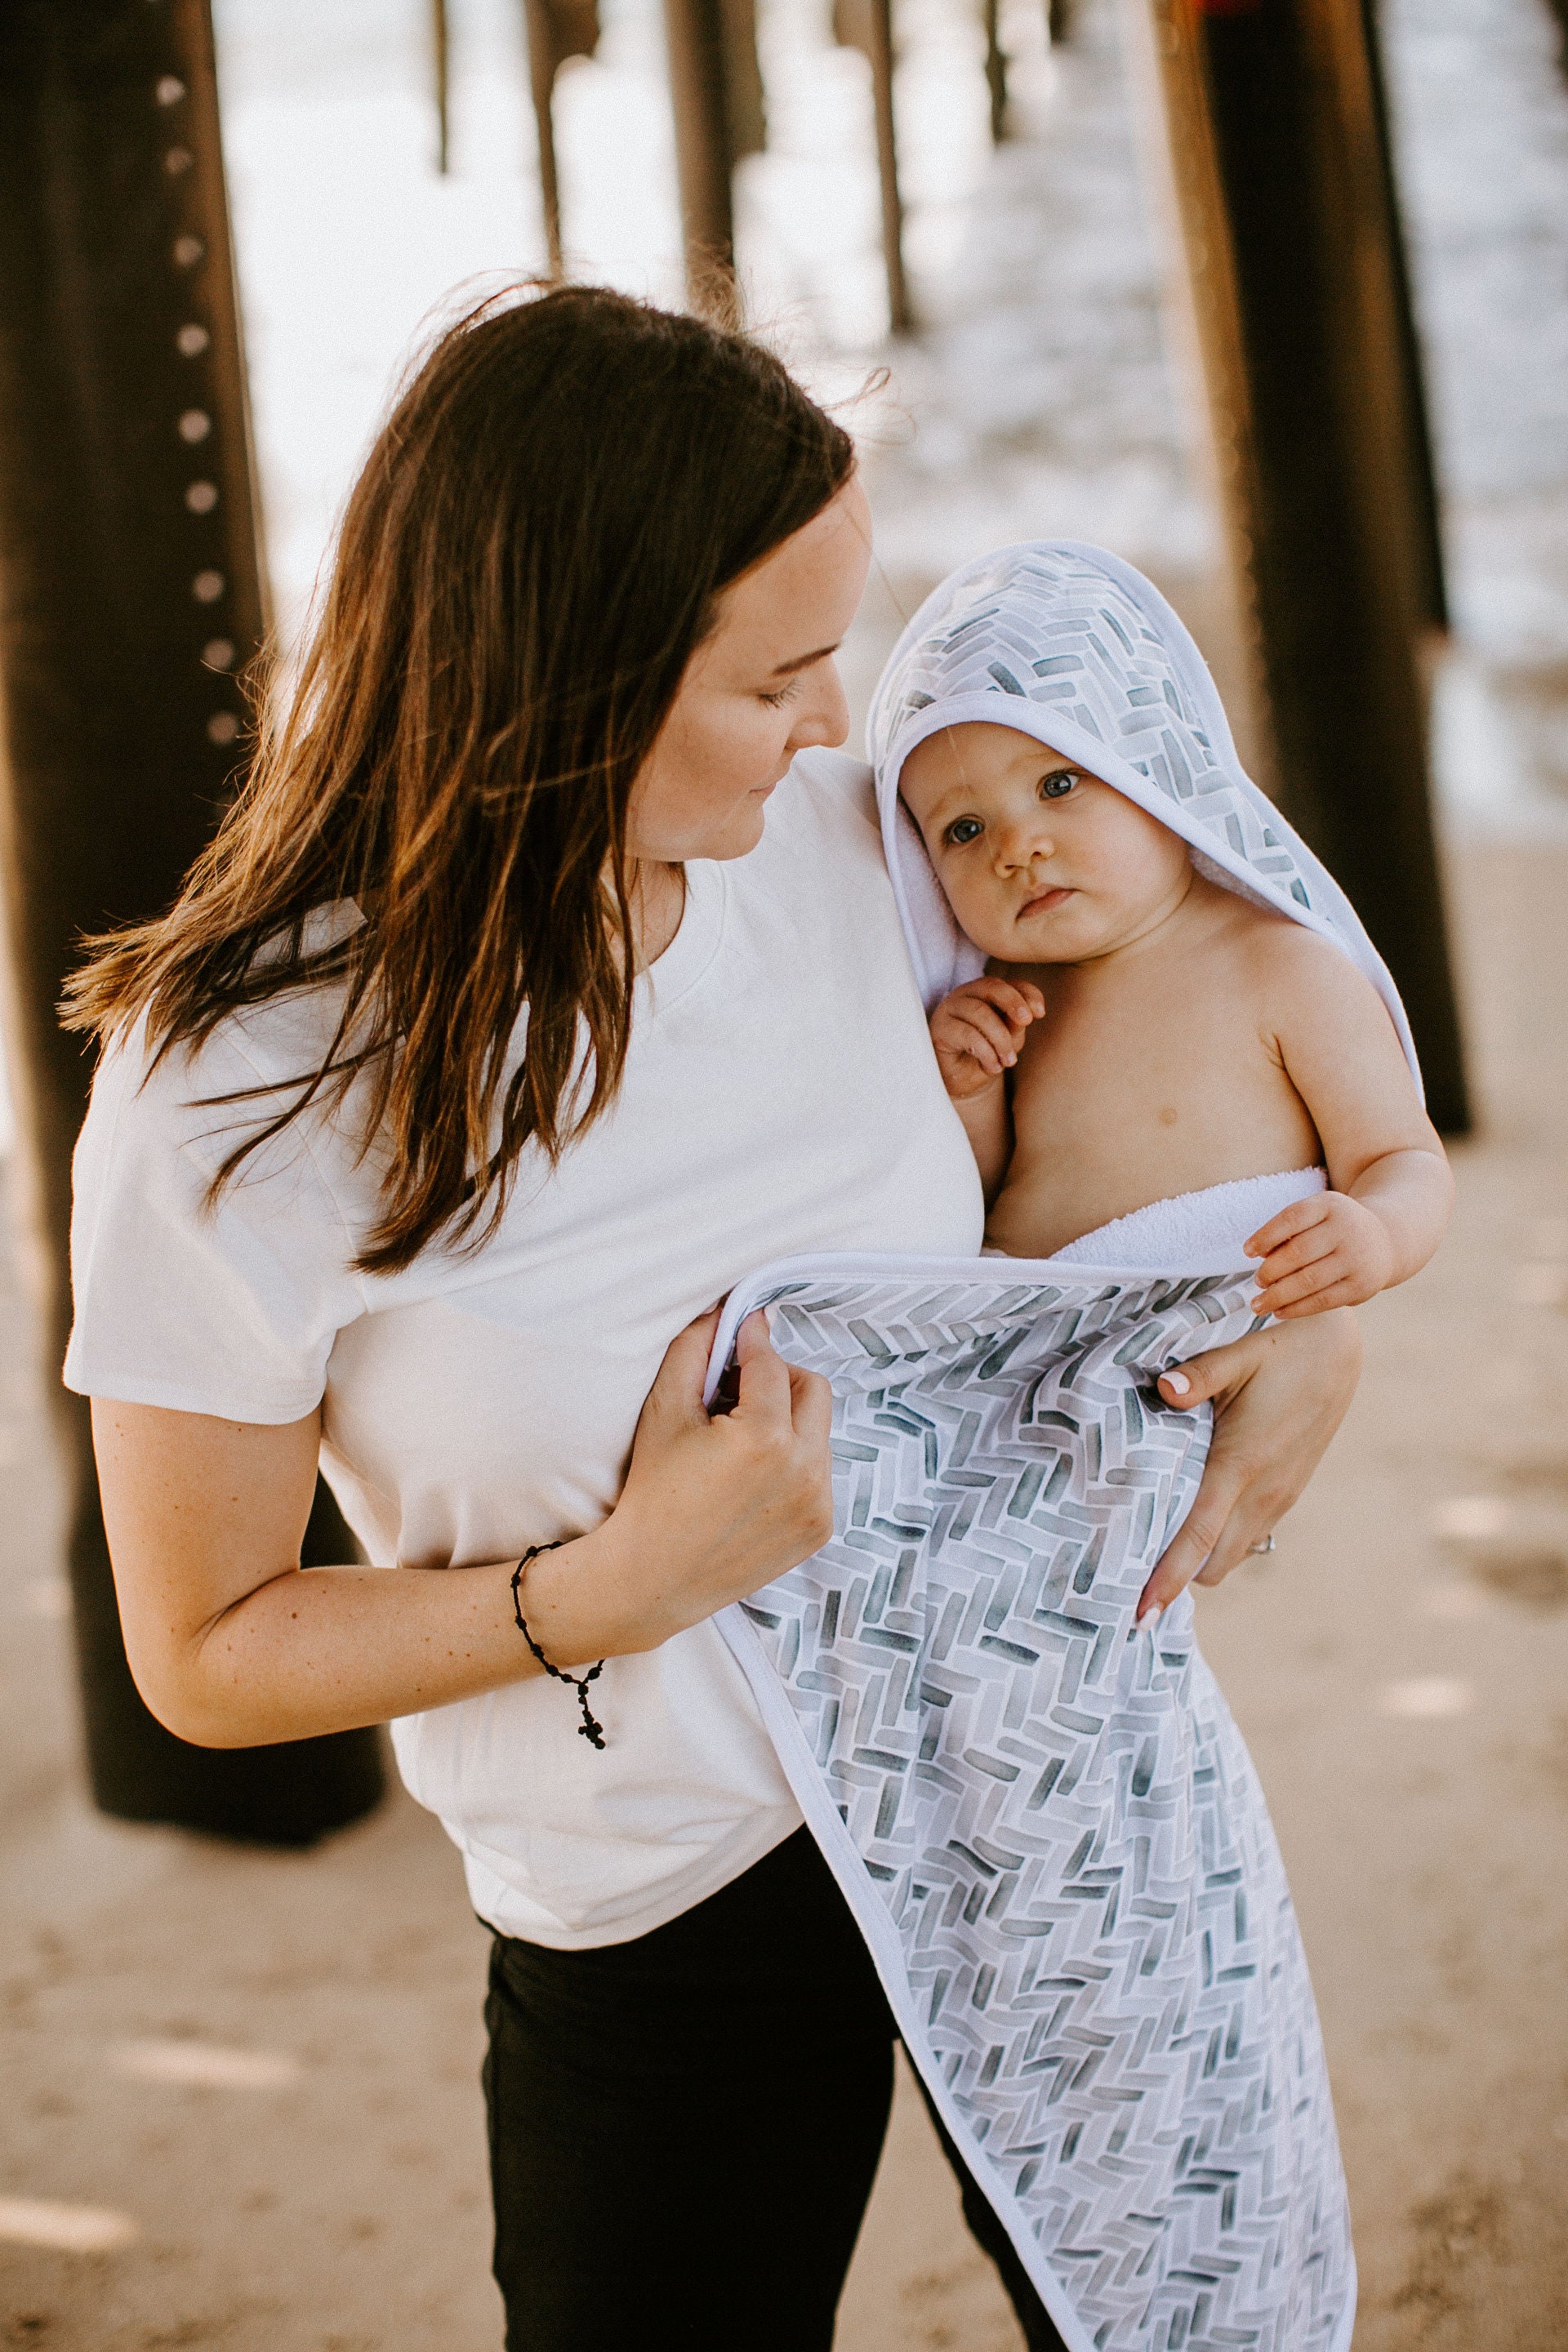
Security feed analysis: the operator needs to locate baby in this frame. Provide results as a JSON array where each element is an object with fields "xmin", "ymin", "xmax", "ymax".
[{"xmin": 872, "ymin": 542, "xmax": 1451, "ymax": 1316}]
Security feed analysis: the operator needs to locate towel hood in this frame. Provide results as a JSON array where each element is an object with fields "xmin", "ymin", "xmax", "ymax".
[{"xmin": 866, "ymin": 540, "xmax": 1420, "ymax": 1093}]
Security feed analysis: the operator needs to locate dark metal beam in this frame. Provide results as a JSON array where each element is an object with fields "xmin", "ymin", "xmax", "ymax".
[
  {"xmin": 431, "ymin": 0, "xmax": 451, "ymax": 176},
  {"xmin": 984, "ymin": 0, "xmax": 1008, "ymax": 141},
  {"xmin": 662, "ymin": 0, "xmax": 765, "ymax": 310},
  {"xmin": 834, "ymin": 0, "xmax": 911, "ymax": 333},
  {"xmin": 1146, "ymin": 0, "xmax": 1468, "ymax": 1132},
  {"xmin": 521, "ymin": 0, "xmax": 599, "ymax": 277},
  {"xmin": 0, "ymin": 0, "xmax": 384, "ymax": 1840},
  {"xmin": 1360, "ymin": 0, "xmax": 1446, "ymax": 632}
]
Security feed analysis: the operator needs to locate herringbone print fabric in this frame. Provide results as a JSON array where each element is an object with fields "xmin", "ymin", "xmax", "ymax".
[{"xmin": 724, "ymin": 1263, "xmax": 1354, "ymax": 2352}]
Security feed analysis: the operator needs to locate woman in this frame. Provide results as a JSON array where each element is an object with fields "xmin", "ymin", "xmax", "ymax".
[{"xmin": 65, "ymin": 287, "xmax": 1358, "ymax": 2350}]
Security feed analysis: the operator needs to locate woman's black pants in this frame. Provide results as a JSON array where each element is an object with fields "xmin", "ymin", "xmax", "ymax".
[{"xmin": 483, "ymin": 1825, "xmax": 1067, "ymax": 2350}]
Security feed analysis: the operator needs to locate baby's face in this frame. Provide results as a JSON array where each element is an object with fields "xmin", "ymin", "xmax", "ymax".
[{"xmin": 900, "ymin": 722, "xmax": 1192, "ymax": 965}]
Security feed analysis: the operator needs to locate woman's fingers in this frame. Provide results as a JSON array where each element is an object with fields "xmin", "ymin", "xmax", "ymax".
[
  {"xmin": 732, "ymin": 1306, "xmax": 795, "ymax": 1421},
  {"xmin": 1140, "ymin": 1312, "xmax": 1361, "ymax": 1619},
  {"xmin": 641, "ymin": 1304, "xmax": 723, "ymax": 1428},
  {"xmin": 1138, "ymin": 1466, "xmax": 1259, "ymax": 1619},
  {"xmin": 736, "ymin": 1314, "xmax": 834, "ymax": 1458},
  {"xmin": 1154, "ymin": 1326, "xmax": 1264, "ymax": 1410},
  {"xmin": 786, "ymin": 1356, "xmax": 833, "ymax": 1432}
]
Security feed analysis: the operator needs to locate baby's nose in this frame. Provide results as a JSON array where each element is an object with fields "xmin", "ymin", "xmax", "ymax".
[{"xmin": 995, "ymin": 820, "xmax": 1053, "ymax": 870}]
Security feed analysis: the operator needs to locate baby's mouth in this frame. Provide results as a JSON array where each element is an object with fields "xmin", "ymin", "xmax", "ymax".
[{"xmin": 1017, "ymin": 884, "xmax": 1074, "ymax": 921}]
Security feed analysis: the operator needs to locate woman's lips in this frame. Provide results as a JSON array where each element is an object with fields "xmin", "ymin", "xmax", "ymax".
[{"xmin": 1018, "ymin": 885, "xmax": 1073, "ymax": 920}]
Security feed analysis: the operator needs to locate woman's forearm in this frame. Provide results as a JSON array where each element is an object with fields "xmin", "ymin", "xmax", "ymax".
[
  {"xmin": 94, "ymin": 1307, "xmax": 834, "ymax": 1750},
  {"xmin": 172, "ymin": 1548, "xmax": 597, "ymax": 1748}
]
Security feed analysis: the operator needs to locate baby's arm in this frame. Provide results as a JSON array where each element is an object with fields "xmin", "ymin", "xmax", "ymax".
[
  {"xmin": 929, "ymin": 977, "xmax": 1045, "ymax": 1204},
  {"xmin": 1247, "ymin": 935, "xmax": 1453, "ymax": 1318}
]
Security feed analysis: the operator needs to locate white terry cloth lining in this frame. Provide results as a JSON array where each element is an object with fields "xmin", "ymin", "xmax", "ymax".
[
  {"xmin": 1049, "ymin": 1166, "xmax": 1329, "ymax": 1275},
  {"xmin": 703, "ymin": 1251, "xmax": 1356, "ymax": 2352}
]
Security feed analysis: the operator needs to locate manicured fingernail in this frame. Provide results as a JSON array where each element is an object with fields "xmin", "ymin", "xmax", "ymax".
[
  {"xmin": 1163, "ymin": 1370, "xmax": 1189, "ymax": 1396},
  {"xmin": 1138, "ymin": 1603, "xmax": 1164, "ymax": 1631}
]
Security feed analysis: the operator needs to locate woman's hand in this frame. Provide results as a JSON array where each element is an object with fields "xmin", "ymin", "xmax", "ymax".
[
  {"xmin": 535, "ymin": 1307, "xmax": 835, "ymax": 1662},
  {"xmin": 1134, "ymin": 1307, "xmax": 1361, "ymax": 1624}
]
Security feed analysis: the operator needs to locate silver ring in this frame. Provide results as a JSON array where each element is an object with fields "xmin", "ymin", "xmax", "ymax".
[{"xmin": 1247, "ymin": 1534, "xmax": 1277, "ymax": 1556}]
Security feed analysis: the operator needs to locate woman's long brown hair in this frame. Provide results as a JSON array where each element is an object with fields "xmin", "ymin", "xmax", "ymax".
[{"xmin": 63, "ymin": 286, "xmax": 855, "ymax": 1274}]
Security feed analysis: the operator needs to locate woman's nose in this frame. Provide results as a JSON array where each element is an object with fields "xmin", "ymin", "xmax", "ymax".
[{"xmin": 790, "ymin": 659, "xmax": 850, "ymax": 753}]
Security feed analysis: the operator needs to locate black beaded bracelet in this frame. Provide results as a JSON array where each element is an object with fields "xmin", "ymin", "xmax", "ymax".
[{"xmin": 510, "ymin": 1541, "xmax": 607, "ymax": 1751}]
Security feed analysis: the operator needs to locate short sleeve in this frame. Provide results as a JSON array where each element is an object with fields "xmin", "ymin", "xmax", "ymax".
[{"xmin": 63, "ymin": 1021, "xmax": 368, "ymax": 1423}]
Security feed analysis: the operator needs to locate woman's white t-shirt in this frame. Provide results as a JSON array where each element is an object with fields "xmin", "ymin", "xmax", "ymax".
[{"xmin": 64, "ymin": 749, "xmax": 984, "ymax": 1945}]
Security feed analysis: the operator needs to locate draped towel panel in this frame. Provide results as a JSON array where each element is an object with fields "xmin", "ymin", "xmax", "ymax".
[{"xmin": 707, "ymin": 1254, "xmax": 1355, "ymax": 2352}]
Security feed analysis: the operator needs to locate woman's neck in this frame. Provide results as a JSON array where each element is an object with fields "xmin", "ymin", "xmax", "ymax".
[{"xmin": 626, "ymin": 861, "xmax": 687, "ymax": 970}]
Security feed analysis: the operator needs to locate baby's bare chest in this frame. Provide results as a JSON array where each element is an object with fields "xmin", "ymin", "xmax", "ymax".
[{"xmin": 1009, "ymin": 969, "xmax": 1311, "ymax": 1177}]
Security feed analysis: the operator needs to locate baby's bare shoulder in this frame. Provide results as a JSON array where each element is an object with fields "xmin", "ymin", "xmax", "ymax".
[{"xmin": 1225, "ymin": 902, "xmax": 1375, "ymax": 1018}]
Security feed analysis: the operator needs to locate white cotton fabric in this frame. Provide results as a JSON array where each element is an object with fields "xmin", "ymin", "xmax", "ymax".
[
  {"xmin": 866, "ymin": 539, "xmax": 1421, "ymax": 1092},
  {"xmin": 64, "ymin": 750, "xmax": 985, "ymax": 1946}
]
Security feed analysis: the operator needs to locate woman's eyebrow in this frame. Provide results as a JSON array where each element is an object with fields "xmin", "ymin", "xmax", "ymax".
[{"xmin": 768, "ymin": 641, "xmax": 840, "ymax": 678}]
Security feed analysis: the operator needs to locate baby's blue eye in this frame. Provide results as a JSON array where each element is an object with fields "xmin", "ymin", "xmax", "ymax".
[
  {"xmin": 946, "ymin": 817, "xmax": 984, "ymax": 847},
  {"xmin": 1040, "ymin": 768, "xmax": 1080, "ymax": 800}
]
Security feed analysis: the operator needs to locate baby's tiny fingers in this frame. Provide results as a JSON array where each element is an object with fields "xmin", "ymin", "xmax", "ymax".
[
  {"xmin": 1244, "ymin": 1200, "xmax": 1327, "ymax": 1260},
  {"xmin": 980, "ymin": 980, "xmax": 1042, "ymax": 1031},
  {"xmin": 997, "ymin": 982, "xmax": 1045, "ymax": 1026},
  {"xmin": 1273, "ymin": 1274, "xmax": 1368, "ymax": 1317},
  {"xmin": 1257, "ymin": 1228, "xmax": 1339, "ymax": 1284},
  {"xmin": 1253, "ymin": 1258, "xmax": 1340, "ymax": 1312},
  {"xmin": 959, "ymin": 1004, "xmax": 1027, "ymax": 1066}
]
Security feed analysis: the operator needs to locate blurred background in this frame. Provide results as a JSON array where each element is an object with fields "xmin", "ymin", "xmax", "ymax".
[{"xmin": 0, "ymin": 1, "xmax": 1565, "ymax": 2345}]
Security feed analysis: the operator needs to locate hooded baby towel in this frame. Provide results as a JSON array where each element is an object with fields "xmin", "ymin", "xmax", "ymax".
[{"xmin": 704, "ymin": 546, "xmax": 1396, "ymax": 2352}]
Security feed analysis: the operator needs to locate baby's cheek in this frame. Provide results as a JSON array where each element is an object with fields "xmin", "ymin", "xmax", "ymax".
[{"xmin": 942, "ymin": 866, "xmax": 1008, "ymax": 953}]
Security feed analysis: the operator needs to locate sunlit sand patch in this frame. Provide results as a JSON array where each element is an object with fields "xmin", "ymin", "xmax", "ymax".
[
  {"xmin": 22, "ymin": 1578, "xmax": 72, "ymax": 1620},
  {"xmin": 1430, "ymin": 1496, "xmax": 1510, "ymax": 1540},
  {"xmin": 1379, "ymin": 1677, "xmax": 1476, "ymax": 1720},
  {"xmin": 0, "ymin": 2197, "xmax": 138, "ymax": 2254},
  {"xmin": 111, "ymin": 2038, "xmax": 301, "ymax": 2091},
  {"xmin": 1423, "ymin": 1582, "xmax": 1490, "ymax": 1621}
]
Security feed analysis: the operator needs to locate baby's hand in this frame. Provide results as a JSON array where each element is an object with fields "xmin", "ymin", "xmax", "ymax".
[
  {"xmin": 1245, "ymin": 1190, "xmax": 1396, "ymax": 1317},
  {"xmin": 929, "ymin": 978, "xmax": 1045, "ymax": 1101}
]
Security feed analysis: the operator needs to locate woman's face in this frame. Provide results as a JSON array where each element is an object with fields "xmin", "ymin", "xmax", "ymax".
[{"xmin": 627, "ymin": 474, "xmax": 873, "ymax": 864}]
